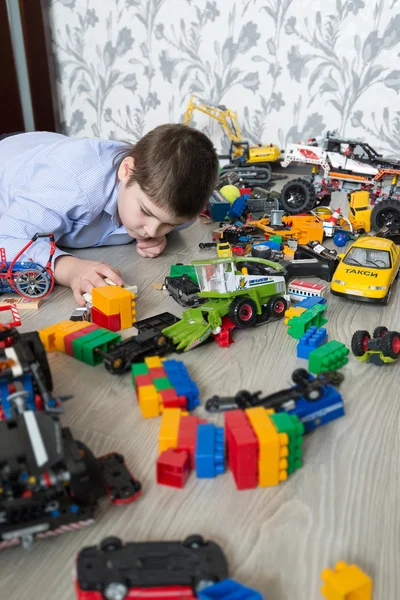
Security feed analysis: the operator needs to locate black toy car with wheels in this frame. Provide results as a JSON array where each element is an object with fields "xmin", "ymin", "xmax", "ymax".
[
  {"xmin": 75, "ymin": 535, "xmax": 229, "ymax": 600},
  {"xmin": 285, "ymin": 241, "xmax": 340, "ymax": 282},
  {"xmin": 0, "ymin": 411, "xmax": 141, "ymax": 550},
  {"xmin": 351, "ymin": 326, "xmax": 400, "ymax": 365}
]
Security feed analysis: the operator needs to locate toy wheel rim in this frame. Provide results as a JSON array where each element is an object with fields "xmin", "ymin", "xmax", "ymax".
[
  {"xmin": 284, "ymin": 185, "xmax": 308, "ymax": 210},
  {"xmin": 14, "ymin": 269, "xmax": 50, "ymax": 298},
  {"xmin": 239, "ymin": 304, "xmax": 253, "ymax": 321},
  {"xmin": 376, "ymin": 208, "xmax": 400, "ymax": 228},
  {"xmin": 391, "ymin": 336, "xmax": 400, "ymax": 354},
  {"xmin": 273, "ymin": 300, "xmax": 285, "ymax": 314},
  {"xmin": 362, "ymin": 336, "xmax": 370, "ymax": 352},
  {"xmin": 104, "ymin": 582, "xmax": 128, "ymax": 600}
]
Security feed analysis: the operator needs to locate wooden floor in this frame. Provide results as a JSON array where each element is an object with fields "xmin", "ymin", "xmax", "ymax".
[{"xmin": 2, "ymin": 182, "xmax": 399, "ymax": 600}]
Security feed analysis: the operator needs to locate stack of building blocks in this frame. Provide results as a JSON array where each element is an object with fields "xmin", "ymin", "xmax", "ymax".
[
  {"xmin": 296, "ymin": 296, "xmax": 326, "ymax": 309},
  {"xmin": 198, "ymin": 579, "xmax": 263, "ymax": 600},
  {"xmin": 321, "ymin": 561, "xmax": 372, "ymax": 600},
  {"xmin": 308, "ymin": 340, "xmax": 350, "ymax": 374},
  {"xmin": 91, "ymin": 284, "xmax": 136, "ymax": 331},
  {"xmin": 297, "ymin": 326, "xmax": 328, "ymax": 359},
  {"xmin": 132, "ymin": 356, "xmax": 199, "ymax": 419},
  {"xmin": 38, "ymin": 320, "xmax": 121, "ymax": 365},
  {"xmin": 286, "ymin": 303, "xmax": 328, "ymax": 339},
  {"xmin": 224, "ymin": 408, "xmax": 304, "ymax": 490},
  {"xmin": 195, "ymin": 424, "xmax": 225, "ymax": 478}
]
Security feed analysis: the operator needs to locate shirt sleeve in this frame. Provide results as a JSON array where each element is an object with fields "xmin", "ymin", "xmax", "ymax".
[
  {"xmin": 173, "ymin": 218, "xmax": 196, "ymax": 232},
  {"xmin": 0, "ymin": 160, "xmax": 91, "ymax": 267}
]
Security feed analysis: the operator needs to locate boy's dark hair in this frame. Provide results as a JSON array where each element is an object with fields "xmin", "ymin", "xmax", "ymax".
[{"xmin": 115, "ymin": 124, "xmax": 219, "ymax": 219}]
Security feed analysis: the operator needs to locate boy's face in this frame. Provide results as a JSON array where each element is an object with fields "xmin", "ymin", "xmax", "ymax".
[{"xmin": 117, "ymin": 158, "xmax": 187, "ymax": 240}]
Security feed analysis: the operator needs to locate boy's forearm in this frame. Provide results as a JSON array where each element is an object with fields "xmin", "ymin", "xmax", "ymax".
[{"xmin": 54, "ymin": 255, "xmax": 80, "ymax": 287}]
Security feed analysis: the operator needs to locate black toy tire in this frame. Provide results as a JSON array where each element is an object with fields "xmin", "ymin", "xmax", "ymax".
[
  {"xmin": 280, "ymin": 178, "xmax": 316, "ymax": 214},
  {"xmin": 228, "ymin": 297, "xmax": 258, "ymax": 328},
  {"xmin": 381, "ymin": 331, "xmax": 400, "ymax": 359},
  {"xmin": 265, "ymin": 296, "xmax": 287, "ymax": 319},
  {"xmin": 373, "ymin": 326, "xmax": 388, "ymax": 339},
  {"xmin": 100, "ymin": 537, "xmax": 123, "ymax": 552},
  {"xmin": 351, "ymin": 330, "xmax": 371, "ymax": 356},
  {"xmin": 291, "ymin": 368, "xmax": 310, "ymax": 385},
  {"xmin": 251, "ymin": 244, "xmax": 272, "ymax": 259},
  {"xmin": 371, "ymin": 198, "xmax": 400, "ymax": 230},
  {"xmin": 304, "ymin": 382, "xmax": 324, "ymax": 402},
  {"xmin": 183, "ymin": 535, "xmax": 205, "ymax": 549}
]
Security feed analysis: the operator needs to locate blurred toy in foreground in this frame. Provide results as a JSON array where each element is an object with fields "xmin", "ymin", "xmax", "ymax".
[{"xmin": 352, "ymin": 326, "xmax": 400, "ymax": 365}]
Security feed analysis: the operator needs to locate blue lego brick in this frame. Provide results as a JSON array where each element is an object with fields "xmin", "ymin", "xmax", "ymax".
[
  {"xmin": 297, "ymin": 326, "xmax": 328, "ymax": 359},
  {"xmin": 198, "ymin": 579, "xmax": 263, "ymax": 600},
  {"xmin": 162, "ymin": 360, "xmax": 200, "ymax": 410},
  {"xmin": 297, "ymin": 296, "xmax": 326, "ymax": 309},
  {"xmin": 283, "ymin": 384, "xmax": 344, "ymax": 432},
  {"xmin": 195, "ymin": 424, "xmax": 225, "ymax": 478}
]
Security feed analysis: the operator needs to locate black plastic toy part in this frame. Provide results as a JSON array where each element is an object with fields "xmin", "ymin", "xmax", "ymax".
[
  {"xmin": 285, "ymin": 241, "xmax": 340, "ymax": 282},
  {"xmin": 134, "ymin": 312, "xmax": 180, "ymax": 333},
  {"xmin": 164, "ymin": 275, "xmax": 205, "ymax": 308},
  {"xmin": 75, "ymin": 535, "xmax": 229, "ymax": 597}
]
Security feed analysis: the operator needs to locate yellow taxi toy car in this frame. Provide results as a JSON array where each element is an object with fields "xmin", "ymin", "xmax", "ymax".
[
  {"xmin": 217, "ymin": 242, "xmax": 233, "ymax": 258},
  {"xmin": 330, "ymin": 236, "xmax": 400, "ymax": 304}
]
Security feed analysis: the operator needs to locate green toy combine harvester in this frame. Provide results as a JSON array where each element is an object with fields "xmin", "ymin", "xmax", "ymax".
[{"xmin": 163, "ymin": 257, "xmax": 288, "ymax": 351}]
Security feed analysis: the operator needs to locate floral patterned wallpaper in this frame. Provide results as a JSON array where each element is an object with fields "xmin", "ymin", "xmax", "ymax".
[{"xmin": 48, "ymin": 0, "xmax": 400, "ymax": 155}]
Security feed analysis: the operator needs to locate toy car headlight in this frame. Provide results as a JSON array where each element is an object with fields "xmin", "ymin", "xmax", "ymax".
[
  {"xmin": 368, "ymin": 285, "xmax": 387, "ymax": 290},
  {"xmin": 332, "ymin": 278, "xmax": 346, "ymax": 285}
]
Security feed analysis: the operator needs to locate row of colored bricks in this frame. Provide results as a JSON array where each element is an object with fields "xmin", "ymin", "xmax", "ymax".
[
  {"xmin": 157, "ymin": 407, "xmax": 304, "ymax": 490},
  {"xmin": 132, "ymin": 356, "xmax": 200, "ymax": 416}
]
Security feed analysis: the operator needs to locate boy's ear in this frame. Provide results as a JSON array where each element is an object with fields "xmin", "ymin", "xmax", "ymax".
[{"xmin": 118, "ymin": 157, "xmax": 135, "ymax": 183}]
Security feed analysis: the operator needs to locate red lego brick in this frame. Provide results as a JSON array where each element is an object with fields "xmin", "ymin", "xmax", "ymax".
[
  {"xmin": 63, "ymin": 324, "xmax": 100, "ymax": 356},
  {"xmin": 149, "ymin": 366, "xmax": 167, "ymax": 379},
  {"xmin": 160, "ymin": 388, "xmax": 187, "ymax": 410},
  {"xmin": 225, "ymin": 410, "xmax": 259, "ymax": 490},
  {"xmin": 156, "ymin": 449, "xmax": 191, "ymax": 488},
  {"xmin": 176, "ymin": 415, "xmax": 204, "ymax": 469},
  {"xmin": 212, "ymin": 316, "xmax": 236, "ymax": 348},
  {"xmin": 134, "ymin": 374, "xmax": 153, "ymax": 395},
  {"xmin": 91, "ymin": 306, "xmax": 121, "ymax": 332}
]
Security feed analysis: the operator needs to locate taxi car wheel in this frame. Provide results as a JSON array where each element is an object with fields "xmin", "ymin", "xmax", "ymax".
[
  {"xmin": 381, "ymin": 331, "xmax": 400, "ymax": 359},
  {"xmin": 382, "ymin": 286, "xmax": 392, "ymax": 306},
  {"xmin": 351, "ymin": 330, "xmax": 371, "ymax": 356}
]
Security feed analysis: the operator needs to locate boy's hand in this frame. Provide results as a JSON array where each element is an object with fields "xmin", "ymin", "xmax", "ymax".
[
  {"xmin": 136, "ymin": 235, "xmax": 166, "ymax": 258},
  {"xmin": 54, "ymin": 255, "xmax": 123, "ymax": 306}
]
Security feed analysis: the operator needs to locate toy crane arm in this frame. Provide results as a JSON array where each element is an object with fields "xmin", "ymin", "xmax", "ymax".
[{"xmin": 183, "ymin": 94, "xmax": 242, "ymax": 143}]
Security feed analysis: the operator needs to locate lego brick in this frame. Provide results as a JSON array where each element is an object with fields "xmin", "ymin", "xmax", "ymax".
[
  {"xmin": 72, "ymin": 328, "xmax": 121, "ymax": 364},
  {"xmin": 145, "ymin": 356, "xmax": 163, "ymax": 369},
  {"xmin": 92, "ymin": 285, "xmax": 131, "ymax": 316},
  {"xmin": 153, "ymin": 376, "xmax": 173, "ymax": 391},
  {"xmin": 162, "ymin": 394, "xmax": 187, "ymax": 410},
  {"xmin": 224, "ymin": 411, "xmax": 258, "ymax": 490},
  {"xmin": 149, "ymin": 366, "xmax": 167, "ymax": 379},
  {"xmin": 54, "ymin": 321, "xmax": 93, "ymax": 353},
  {"xmin": 285, "ymin": 385, "xmax": 345, "ymax": 433},
  {"xmin": 177, "ymin": 415, "xmax": 207, "ymax": 469},
  {"xmin": 198, "ymin": 578, "xmax": 263, "ymax": 600},
  {"xmin": 297, "ymin": 326, "xmax": 328, "ymax": 359},
  {"xmin": 287, "ymin": 303, "xmax": 328, "ymax": 339},
  {"xmin": 134, "ymin": 374, "xmax": 153, "ymax": 393},
  {"xmin": 270, "ymin": 413, "xmax": 304, "ymax": 474},
  {"xmin": 195, "ymin": 424, "xmax": 225, "ymax": 478},
  {"xmin": 138, "ymin": 385, "xmax": 162, "ymax": 418},
  {"xmin": 308, "ymin": 340, "xmax": 349, "ymax": 374},
  {"xmin": 81, "ymin": 330, "xmax": 122, "ymax": 366},
  {"xmin": 321, "ymin": 561, "xmax": 372, "ymax": 600},
  {"xmin": 131, "ymin": 362, "xmax": 150, "ymax": 377},
  {"xmin": 284, "ymin": 306, "xmax": 307, "ymax": 325},
  {"xmin": 158, "ymin": 408, "xmax": 182, "ymax": 454},
  {"xmin": 163, "ymin": 359, "xmax": 200, "ymax": 410},
  {"xmin": 245, "ymin": 407, "xmax": 288, "ymax": 487},
  {"xmin": 63, "ymin": 324, "xmax": 100, "ymax": 357},
  {"xmin": 91, "ymin": 306, "xmax": 121, "ymax": 331},
  {"xmin": 118, "ymin": 289, "xmax": 136, "ymax": 329},
  {"xmin": 156, "ymin": 449, "xmax": 191, "ymax": 488},
  {"xmin": 297, "ymin": 296, "xmax": 326, "ymax": 309}
]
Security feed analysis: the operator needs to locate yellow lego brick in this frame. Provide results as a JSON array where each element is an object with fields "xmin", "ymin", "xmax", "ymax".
[
  {"xmin": 138, "ymin": 385, "xmax": 162, "ymax": 418},
  {"xmin": 246, "ymin": 407, "xmax": 288, "ymax": 487},
  {"xmin": 145, "ymin": 356, "xmax": 163, "ymax": 368},
  {"xmin": 38, "ymin": 320, "xmax": 82, "ymax": 352},
  {"xmin": 118, "ymin": 290, "xmax": 135, "ymax": 329},
  {"xmin": 158, "ymin": 408, "xmax": 182, "ymax": 454},
  {"xmin": 92, "ymin": 285, "xmax": 129, "ymax": 317},
  {"xmin": 54, "ymin": 321, "xmax": 92, "ymax": 353},
  {"xmin": 284, "ymin": 306, "xmax": 307, "ymax": 325},
  {"xmin": 321, "ymin": 561, "xmax": 372, "ymax": 600}
]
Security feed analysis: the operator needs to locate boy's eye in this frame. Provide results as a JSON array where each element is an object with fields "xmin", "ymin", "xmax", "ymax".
[{"xmin": 140, "ymin": 207, "xmax": 151, "ymax": 217}]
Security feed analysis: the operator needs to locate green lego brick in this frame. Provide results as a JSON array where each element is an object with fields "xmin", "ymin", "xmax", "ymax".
[
  {"xmin": 72, "ymin": 328, "xmax": 121, "ymax": 365},
  {"xmin": 270, "ymin": 413, "xmax": 304, "ymax": 474},
  {"xmin": 269, "ymin": 235, "xmax": 282, "ymax": 243},
  {"xmin": 308, "ymin": 340, "xmax": 349, "ymax": 374},
  {"xmin": 72, "ymin": 328, "xmax": 112, "ymax": 362},
  {"xmin": 287, "ymin": 304, "xmax": 328, "ymax": 340},
  {"xmin": 81, "ymin": 331, "xmax": 122, "ymax": 366},
  {"xmin": 131, "ymin": 363, "xmax": 150, "ymax": 377},
  {"xmin": 153, "ymin": 377, "xmax": 173, "ymax": 391}
]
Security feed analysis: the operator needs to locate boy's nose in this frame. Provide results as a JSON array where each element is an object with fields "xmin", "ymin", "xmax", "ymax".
[{"xmin": 144, "ymin": 223, "xmax": 159, "ymax": 238}]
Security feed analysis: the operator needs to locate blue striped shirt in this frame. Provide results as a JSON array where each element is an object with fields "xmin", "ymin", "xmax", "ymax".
[{"xmin": 0, "ymin": 132, "xmax": 190, "ymax": 267}]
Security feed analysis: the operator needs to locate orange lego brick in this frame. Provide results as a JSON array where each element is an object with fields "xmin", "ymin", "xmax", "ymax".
[
  {"xmin": 39, "ymin": 320, "xmax": 89, "ymax": 353},
  {"xmin": 54, "ymin": 321, "xmax": 92, "ymax": 353},
  {"xmin": 92, "ymin": 285, "xmax": 130, "ymax": 317},
  {"xmin": 138, "ymin": 384, "xmax": 162, "ymax": 418},
  {"xmin": 245, "ymin": 407, "xmax": 288, "ymax": 487},
  {"xmin": 321, "ymin": 561, "xmax": 372, "ymax": 600},
  {"xmin": 145, "ymin": 356, "xmax": 163, "ymax": 369},
  {"xmin": 158, "ymin": 408, "xmax": 185, "ymax": 455},
  {"xmin": 119, "ymin": 290, "xmax": 136, "ymax": 329}
]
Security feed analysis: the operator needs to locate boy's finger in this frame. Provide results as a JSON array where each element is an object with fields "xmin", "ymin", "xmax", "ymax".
[
  {"xmin": 91, "ymin": 273, "xmax": 112, "ymax": 288},
  {"xmin": 72, "ymin": 287, "xmax": 86, "ymax": 306},
  {"xmin": 96, "ymin": 265, "xmax": 123, "ymax": 285}
]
